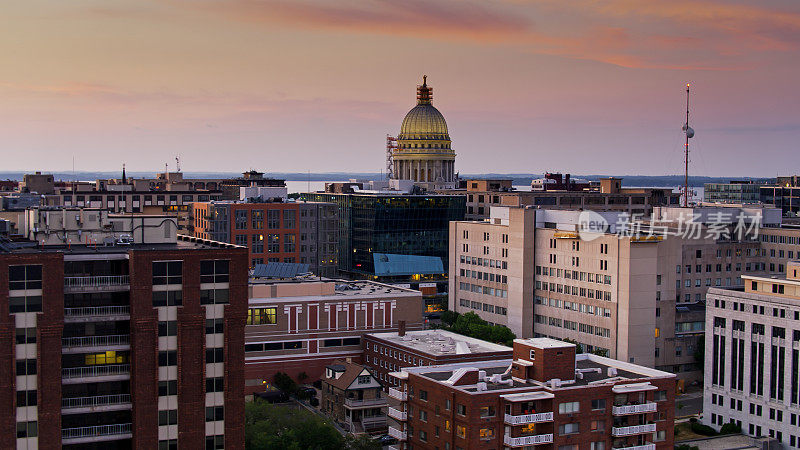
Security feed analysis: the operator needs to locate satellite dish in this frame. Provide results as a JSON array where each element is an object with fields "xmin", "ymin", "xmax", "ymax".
[{"xmin": 682, "ymin": 124, "xmax": 695, "ymax": 138}]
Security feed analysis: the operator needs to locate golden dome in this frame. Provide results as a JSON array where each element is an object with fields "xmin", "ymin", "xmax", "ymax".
[{"xmin": 398, "ymin": 76, "xmax": 450, "ymax": 141}]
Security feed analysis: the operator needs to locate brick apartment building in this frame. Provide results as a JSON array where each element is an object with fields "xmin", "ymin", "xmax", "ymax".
[
  {"xmin": 387, "ymin": 338, "xmax": 676, "ymax": 450},
  {"xmin": 190, "ymin": 200, "xmax": 338, "ymax": 277},
  {"xmin": 0, "ymin": 209, "xmax": 248, "ymax": 449},
  {"xmin": 244, "ymin": 278, "xmax": 424, "ymax": 392},
  {"xmin": 363, "ymin": 329, "xmax": 512, "ymax": 387}
]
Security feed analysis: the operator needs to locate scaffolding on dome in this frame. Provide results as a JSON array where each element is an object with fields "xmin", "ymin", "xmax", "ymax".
[{"xmin": 386, "ymin": 135, "xmax": 397, "ymax": 180}]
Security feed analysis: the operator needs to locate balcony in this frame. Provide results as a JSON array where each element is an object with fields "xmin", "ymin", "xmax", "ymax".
[
  {"xmin": 388, "ymin": 407, "xmax": 408, "ymax": 421},
  {"xmin": 388, "ymin": 388, "xmax": 407, "ymax": 401},
  {"xmin": 504, "ymin": 412, "xmax": 554, "ymax": 425},
  {"xmin": 612, "ymin": 403, "xmax": 658, "ymax": 415},
  {"xmin": 388, "ymin": 426, "xmax": 407, "ymax": 441},
  {"xmin": 64, "ymin": 306, "xmax": 130, "ymax": 322},
  {"xmin": 344, "ymin": 397, "xmax": 388, "ymax": 409},
  {"xmin": 62, "ymin": 334, "xmax": 130, "ymax": 353},
  {"xmin": 613, "ymin": 444, "xmax": 656, "ymax": 450},
  {"xmin": 612, "ymin": 423, "xmax": 657, "ymax": 437},
  {"xmin": 503, "ymin": 433, "xmax": 554, "ymax": 447},
  {"xmin": 62, "ymin": 364, "xmax": 130, "ymax": 384},
  {"xmin": 62, "ymin": 423, "xmax": 132, "ymax": 444},
  {"xmin": 64, "ymin": 275, "xmax": 130, "ymax": 292},
  {"xmin": 62, "ymin": 394, "xmax": 131, "ymax": 414}
]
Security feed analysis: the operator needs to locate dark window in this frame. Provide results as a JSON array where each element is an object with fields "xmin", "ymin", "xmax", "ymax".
[
  {"xmin": 342, "ymin": 337, "xmax": 361, "ymax": 346},
  {"xmin": 200, "ymin": 260, "xmax": 229, "ymax": 283},
  {"xmin": 16, "ymin": 390, "xmax": 36, "ymax": 407},
  {"xmin": 206, "ymin": 377, "xmax": 224, "ymax": 393},
  {"xmin": 158, "ymin": 439, "xmax": 178, "ymax": 450},
  {"xmin": 158, "ymin": 380, "xmax": 178, "ymax": 396},
  {"xmin": 205, "ymin": 405, "xmax": 224, "ymax": 422},
  {"xmin": 158, "ymin": 351, "xmax": 177, "ymax": 367},
  {"xmin": 9, "ymin": 296, "xmax": 42, "ymax": 314},
  {"xmin": 283, "ymin": 341, "xmax": 302, "ymax": 350},
  {"xmin": 16, "ymin": 359, "xmax": 36, "ymax": 376},
  {"xmin": 16, "ymin": 421, "xmax": 37, "ymax": 438},
  {"xmin": 153, "ymin": 291, "xmax": 182, "ymax": 307},
  {"xmin": 9, "ymin": 265, "xmax": 42, "ymax": 290},
  {"xmin": 245, "ymin": 343, "xmax": 263, "ymax": 352},
  {"xmin": 153, "ymin": 261, "xmax": 182, "ymax": 285},
  {"xmin": 200, "ymin": 289, "xmax": 229, "ymax": 305},
  {"xmin": 158, "ymin": 409, "xmax": 178, "ymax": 426},
  {"xmin": 206, "ymin": 435, "xmax": 224, "ymax": 450},
  {"xmin": 158, "ymin": 321, "xmax": 177, "ymax": 337},
  {"xmin": 15, "ymin": 328, "xmax": 36, "ymax": 344},
  {"xmin": 205, "ymin": 318, "xmax": 224, "ymax": 335},
  {"xmin": 323, "ymin": 339, "xmax": 342, "ymax": 347},
  {"xmin": 206, "ymin": 348, "xmax": 224, "ymax": 363}
]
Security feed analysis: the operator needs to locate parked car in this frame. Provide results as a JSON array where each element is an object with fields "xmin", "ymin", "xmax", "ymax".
[
  {"xmin": 254, "ymin": 390, "xmax": 289, "ymax": 403},
  {"xmin": 376, "ymin": 435, "xmax": 398, "ymax": 445},
  {"xmin": 298, "ymin": 386, "xmax": 317, "ymax": 398}
]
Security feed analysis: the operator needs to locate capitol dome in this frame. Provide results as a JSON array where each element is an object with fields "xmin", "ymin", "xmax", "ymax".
[
  {"xmin": 399, "ymin": 104, "xmax": 449, "ymax": 139},
  {"xmin": 391, "ymin": 76, "xmax": 456, "ymax": 186}
]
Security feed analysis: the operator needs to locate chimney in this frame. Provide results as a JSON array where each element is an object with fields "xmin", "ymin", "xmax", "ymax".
[{"xmin": 398, "ymin": 320, "xmax": 406, "ymax": 337}]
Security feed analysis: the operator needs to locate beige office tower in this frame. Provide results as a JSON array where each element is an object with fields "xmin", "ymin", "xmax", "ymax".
[{"xmin": 450, "ymin": 206, "xmax": 776, "ymax": 382}]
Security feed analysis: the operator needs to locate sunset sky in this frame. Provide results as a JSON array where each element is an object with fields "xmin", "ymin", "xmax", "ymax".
[{"xmin": 2, "ymin": 0, "xmax": 799, "ymax": 176}]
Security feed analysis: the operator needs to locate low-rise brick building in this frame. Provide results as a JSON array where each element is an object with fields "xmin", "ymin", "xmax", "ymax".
[
  {"xmin": 363, "ymin": 329, "xmax": 512, "ymax": 387},
  {"xmin": 386, "ymin": 338, "xmax": 676, "ymax": 450}
]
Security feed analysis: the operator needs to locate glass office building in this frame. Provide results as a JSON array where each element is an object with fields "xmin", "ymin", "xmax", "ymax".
[{"xmin": 301, "ymin": 192, "xmax": 465, "ymax": 279}]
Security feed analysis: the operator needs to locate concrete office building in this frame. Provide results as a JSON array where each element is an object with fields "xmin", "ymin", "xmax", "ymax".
[
  {"xmin": 386, "ymin": 338, "xmax": 676, "ymax": 450},
  {"xmin": 244, "ymin": 278, "xmax": 424, "ymax": 391},
  {"xmin": 454, "ymin": 178, "xmax": 680, "ymax": 221},
  {"xmin": 703, "ymin": 260, "xmax": 800, "ymax": 448},
  {"xmin": 451, "ymin": 206, "xmax": 779, "ymax": 381},
  {"xmin": 0, "ymin": 208, "xmax": 248, "ymax": 449},
  {"xmin": 704, "ymin": 180, "xmax": 764, "ymax": 204}
]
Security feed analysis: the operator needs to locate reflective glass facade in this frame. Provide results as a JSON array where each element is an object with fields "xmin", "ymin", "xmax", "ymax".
[{"xmin": 302, "ymin": 193, "xmax": 465, "ymax": 277}]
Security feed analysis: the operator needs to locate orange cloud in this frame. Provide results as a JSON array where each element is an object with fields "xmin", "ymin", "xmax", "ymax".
[{"xmin": 177, "ymin": 0, "xmax": 783, "ymax": 70}]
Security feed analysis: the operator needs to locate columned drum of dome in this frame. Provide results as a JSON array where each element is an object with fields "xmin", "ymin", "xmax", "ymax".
[{"xmin": 393, "ymin": 76, "xmax": 456, "ymax": 189}]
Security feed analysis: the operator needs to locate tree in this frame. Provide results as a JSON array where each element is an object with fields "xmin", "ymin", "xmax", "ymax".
[
  {"xmin": 273, "ymin": 371, "xmax": 298, "ymax": 395},
  {"xmin": 441, "ymin": 310, "xmax": 459, "ymax": 326},
  {"xmin": 246, "ymin": 402, "xmax": 345, "ymax": 450},
  {"xmin": 344, "ymin": 434, "xmax": 382, "ymax": 450},
  {"xmin": 561, "ymin": 338, "xmax": 584, "ymax": 354},
  {"xmin": 442, "ymin": 311, "xmax": 516, "ymax": 346}
]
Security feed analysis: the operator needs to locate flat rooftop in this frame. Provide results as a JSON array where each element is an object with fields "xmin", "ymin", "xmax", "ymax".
[
  {"xmin": 332, "ymin": 281, "xmax": 418, "ymax": 296},
  {"xmin": 248, "ymin": 279, "xmax": 419, "ymax": 304},
  {"xmin": 368, "ymin": 329, "xmax": 511, "ymax": 357},
  {"xmin": 0, "ymin": 235, "xmax": 240, "ymax": 254},
  {"xmin": 399, "ymin": 353, "xmax": 674, "ymax": 394}
]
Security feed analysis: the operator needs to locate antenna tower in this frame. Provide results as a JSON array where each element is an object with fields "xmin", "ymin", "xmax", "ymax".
[
  {"xmin": 682, "ymin": 84, "xmax": 695, "ymax": 207},
  {"xmin": 175, "ymin": 156, "xmax": 181, "ymax": 172}
]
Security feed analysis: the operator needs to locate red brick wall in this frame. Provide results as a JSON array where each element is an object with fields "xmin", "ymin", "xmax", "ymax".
[{"xmin": 0, "ymin": 253, "xmax": 64, "ymax": 449}]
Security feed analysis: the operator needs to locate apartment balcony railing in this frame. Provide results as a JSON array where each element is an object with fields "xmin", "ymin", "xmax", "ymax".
[
  {"xmin": 344, "ymin": 397, "xmax": 388, "ymax": 409},
  {"xmin": 504, "ymin": 412, "xmax": 554, "ymax": 425},
  {"xmin": 612, "ymin": 423, "xmax": 657, "ymax": 437},
  {"xmin": 62, "ymin": 334, "xmax": 129, "ymax": 349},
  {"xmin": 62, "ymin": 364, "xmax": 130, "ymax": 380},
  {"xmin": 64, "ymin": 306, "xmax": 130, "ymax": 321},
  {"xmin": 388, "ymin": 388, "xmax": 407, "ymax": 401},
  {"xmin": 387, "ymin": 407, "xmax": 408, "ymax": 421},
  {"xmin": 613, "ymin": 443, "xmax": 656, "ymax": 450},
  {"xmin": 62, "ymin": 423, "xmax": 132, "ymax": 440},
  {"xmin": 388, "ymin": 426, "xmax": 407, "ymax": 441},
  {"xmin": 64, "ymin": 275, "xmax": 130, "ymax": 291},
  {"xmin": 612, "ymin": 403, "xmax": 658, "ymax": 415},
  {"xmin": 503, "ymin": 433, "xmax": 554, "ymax": 447},
  {"xmin": 62, "ymin": 394, "xmax": 131, "ymax": 410}
]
